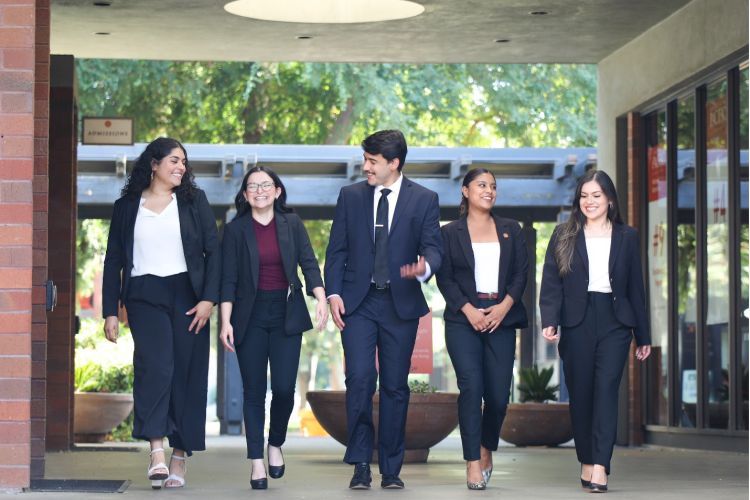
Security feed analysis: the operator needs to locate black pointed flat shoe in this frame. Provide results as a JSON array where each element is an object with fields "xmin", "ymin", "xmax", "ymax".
[{"xmin": 581, "ymin": 478, "xmax": 592, "ymax": 488}]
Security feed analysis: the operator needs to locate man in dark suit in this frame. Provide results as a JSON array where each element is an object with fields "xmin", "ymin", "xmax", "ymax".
[{"xmin": 325, "ymin": 130, "xmax": 443, "ymax": 490}]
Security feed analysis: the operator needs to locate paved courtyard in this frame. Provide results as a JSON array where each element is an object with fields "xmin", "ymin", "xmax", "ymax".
[{"xmin": 23, "ymin": 434, "xmax": 748, "ymax": 499}]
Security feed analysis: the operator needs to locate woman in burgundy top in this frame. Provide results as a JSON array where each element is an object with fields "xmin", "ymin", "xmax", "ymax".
[{"xmin": 220, "ymin": 167, "xmax": 327, "ymax": 489}]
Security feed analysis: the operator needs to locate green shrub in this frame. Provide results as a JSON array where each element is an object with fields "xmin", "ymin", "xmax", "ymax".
[
  {"xmin": 75, "ymin": 361, "xmax": 134, "ymax": 393},
  {"xmin": 517, "ymin": 365, "xmax": 559, "ymax": 403},
  {"xmin": 408, "ymin": 380, "xmax": 437, "ymax": 394}
]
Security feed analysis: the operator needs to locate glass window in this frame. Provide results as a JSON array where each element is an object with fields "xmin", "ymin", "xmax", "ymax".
[
  {"xmin": 645, "ymin": 109, "xmax": 669, "ymax": 426},
  {"xmin": 704, "ymin": 77, "xmax": 730, "ymax": 429},
  {"xmin": 739, "ymin": 65, "xmax": 748, "ymax": 430},
  {"xmin": 675, "ymin": 96, "xmax": 697, "ymax": 427}
]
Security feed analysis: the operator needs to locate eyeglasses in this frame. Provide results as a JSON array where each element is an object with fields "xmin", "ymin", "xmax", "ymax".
[{"xmin": 246, "ymin": 181, "xmax": 275, "ymax": 192}]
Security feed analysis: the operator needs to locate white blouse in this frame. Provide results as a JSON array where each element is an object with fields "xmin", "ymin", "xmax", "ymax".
[
  {"xmin": 472, "ymin": 242, "xmax": 501, "ymax": 293},
  {"xmin": 131, "ymin": 194, "xmax": 188, "ymax": 277},
  {"xmin": 585, "ymin": 236, "xmax": 612, "ymax": 293}
]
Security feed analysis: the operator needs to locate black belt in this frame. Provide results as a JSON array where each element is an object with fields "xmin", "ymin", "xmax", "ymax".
[{"xmin": 371, "ymin": 282, "xmax": 390, "ymax": 290}]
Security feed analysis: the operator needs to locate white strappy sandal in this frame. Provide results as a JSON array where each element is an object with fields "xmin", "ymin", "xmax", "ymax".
[
  {"xmin": 147, "ymin": 448, "xmax": 169, "ymax": 489},
  {"xmin": 164, "ymin": 454, "xmax": 186, "ymax": 489}
]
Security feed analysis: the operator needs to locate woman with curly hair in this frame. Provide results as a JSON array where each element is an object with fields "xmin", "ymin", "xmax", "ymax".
[{"xmin": 102, "ymin": 137, "xmax": 220, "ymax": 489}]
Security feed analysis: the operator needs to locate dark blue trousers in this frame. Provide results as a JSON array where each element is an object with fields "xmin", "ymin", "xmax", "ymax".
[
  {"xmin": 341, "ymin": 286, "xmax": 418, "ymax": 476},
  {"xmin": 558, "ymin": 292, "xmax": 632, "ymax": 473},
  {"xmin": 235, "ymin": 289, "xmax": 302, "ymax": 459},
  {"xmin": 125, "ymin": 272, "xmax": 209, "ymax": 456},
  {"xmin": 445, "ymin": 299, "xmax": 516, "ymax": 461}
]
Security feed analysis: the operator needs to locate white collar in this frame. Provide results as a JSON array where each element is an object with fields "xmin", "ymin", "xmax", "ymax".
[{"xmin": 376, "ymin": 173, "xmax": 403, "ymax": 198}]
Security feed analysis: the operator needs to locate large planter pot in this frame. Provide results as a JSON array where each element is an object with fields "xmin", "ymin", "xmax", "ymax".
[
  {"xmin": 74, "ymin": 392, "xmax": 134, "ymax": 443},
  {"xmin": 500, "ymin": 402, "xmax": 572, "ymax": 447},
  {"xmin": 306, "ymin": 390, "xmax": 458, "ymax": 463}
]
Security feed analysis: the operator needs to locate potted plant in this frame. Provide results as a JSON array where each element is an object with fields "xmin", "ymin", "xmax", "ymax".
[
  {"xmin": 74, "ymin": 361, "xmax": 135, "ymax": 443},
  {"xmin": 499, "ymin": 364, "xmax": 573, "ymax": 446},
  {"xmin": 73, "ymin": 318, "xmax": 135, "ymax": 443},
  {"xmin": 306, "ymin": 380, "xmax": 459, "ymax": 462}
]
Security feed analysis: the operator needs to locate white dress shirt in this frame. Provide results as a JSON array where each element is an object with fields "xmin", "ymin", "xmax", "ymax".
[
  {"xmin": 372, "ymin": 174, "xmax": 431, "ymax": 282},
  {"xmin": 585, "ymin": 236, "xmax": 612, "ymax": 293},
  {"xmin": 472, "ymin": 242, "xmax": 500, "ymax": 293},
  {"xmin": 131, "ymin": 194, "xmax": 188, "ymax": 277}
]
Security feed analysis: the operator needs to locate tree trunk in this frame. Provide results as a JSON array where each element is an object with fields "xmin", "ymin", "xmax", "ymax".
[{"xmin": 324, "ymin": 98, "xmax": 355, "ymax": 145}]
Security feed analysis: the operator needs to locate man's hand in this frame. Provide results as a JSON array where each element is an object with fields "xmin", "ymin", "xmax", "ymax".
[
  {"xmin": 329, "ymin": 295, "xmax": 346, "ymax": 330},
  {"xmin": 400, "ymin": 256, "xmax": 427, "ymax": 279},
  {"xmin": 104, "ymin": 316, "xmax": 119, "ymax": 343}
]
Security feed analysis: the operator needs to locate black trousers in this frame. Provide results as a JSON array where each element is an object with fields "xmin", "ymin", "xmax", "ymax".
[
  {"xmin": 235, "ymin": 289, "xmax": 302, "ymax": 459},
  {"xmin": 445, "ymin": 299, "xmax": 516, "ymax": 461},
  {"xmin": 340, "ymin": 286, "xmax": 419, "ymax": 476},
  {"xmin": 125, "ymin": 272, "xmax": 209, "ymax": 456},
  {"xmin": 559, "ymin": 292, "xmax": 632, "ymax": 473}
]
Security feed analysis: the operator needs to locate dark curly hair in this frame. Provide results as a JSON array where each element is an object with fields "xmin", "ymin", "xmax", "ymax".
[
  {"xmin": 234, "ymin": 166, "xmax": 293, "ymax": 220},
  {"xmin": 120, "ymin": 137, "xmax": 198, "ymax": 201}
]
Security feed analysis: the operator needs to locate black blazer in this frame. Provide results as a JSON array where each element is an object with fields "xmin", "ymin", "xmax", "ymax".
[
  {"xmin": 436, "ymin": 214, "xmax": 528, "ymax": 329},
  {"xmin": 102, "ymin": 189, "xmax": 221, "ymax": 318},
  {"xmin": 324, "ymin": 177, "xmax": 443, "ymax": 320},
  {"xmin": 220, "ymin": 211, "xmax": 323, "ymax": 343},
  {"xmin": 539, "ymin": 223, "xmax": 651, "ymax": 346}
]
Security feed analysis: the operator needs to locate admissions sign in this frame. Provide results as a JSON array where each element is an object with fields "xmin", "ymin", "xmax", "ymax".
[{"xmin": 82, "ymin": 117, "xmax": 134, "ymax": 145}]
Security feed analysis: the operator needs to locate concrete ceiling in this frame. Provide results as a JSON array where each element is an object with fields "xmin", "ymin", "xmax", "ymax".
[{"xmin": 51, "ymin": 0, "xmax": 691, "ymax": 63}]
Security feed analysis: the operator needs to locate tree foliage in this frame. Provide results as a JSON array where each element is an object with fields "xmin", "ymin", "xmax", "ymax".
[{"xmin": 76, "ymin": 60, "xmax": 596, "ymax": 147}]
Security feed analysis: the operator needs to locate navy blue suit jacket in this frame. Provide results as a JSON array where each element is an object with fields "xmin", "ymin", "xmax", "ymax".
[
  {"xmin": 436, "ymin": 214, "xmax": 528, "ymax": 329},
  {"xmin": 539, "ymin": 223, "xmax": 651, "ymax": 346},
  {"xmin": 324, "ymin": 177, "xmax": 443, "ymax": 320}
]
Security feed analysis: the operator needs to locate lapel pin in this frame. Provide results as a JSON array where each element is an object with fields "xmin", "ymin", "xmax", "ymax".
[{"xmin": 503, "ymin": 232, "xmax": 509, "ymax": 239}]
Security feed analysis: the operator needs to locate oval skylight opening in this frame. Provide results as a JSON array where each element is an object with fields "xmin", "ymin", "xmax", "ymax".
[{"xmin": 224, "ymin": 0, "xmax": 425, "ymax": 23}]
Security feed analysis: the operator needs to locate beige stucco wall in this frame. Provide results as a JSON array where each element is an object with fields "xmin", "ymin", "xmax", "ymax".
[{"xmin": 597, "ymin": 0, "xmax": 749, "ymax": 177}]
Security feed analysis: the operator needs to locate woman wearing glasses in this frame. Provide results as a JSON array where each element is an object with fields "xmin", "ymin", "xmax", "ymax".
[{"xmin": 220, "ymin": 166, "xmax": 328, "ymax": 490}]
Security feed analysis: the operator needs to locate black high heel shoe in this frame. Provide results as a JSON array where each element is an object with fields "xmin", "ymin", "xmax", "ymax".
[
  {"xmin": 267, "ymin": 445, "xmax": 285, "ymax": 479},
  {"xmin": 580, "ymin": 464, "xmax": 592, "ymax": 488},
  {"xmin": 250, "ymin": 463, "xmax": 268, "ymax": 490},
  {"xmin": 589, "ymin": 482, "xmax": 608, "ymax": 493}
]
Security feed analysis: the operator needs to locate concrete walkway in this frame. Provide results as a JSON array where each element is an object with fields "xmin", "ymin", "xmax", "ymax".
[{"xmin": 26, "ymin": 435, "xmax": 748, "ymax": 499}]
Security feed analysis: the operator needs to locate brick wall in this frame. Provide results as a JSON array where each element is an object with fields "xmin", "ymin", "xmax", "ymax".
[{"xmin": 0, "ymin": 0, "xmax": 48, "ymax": 490}]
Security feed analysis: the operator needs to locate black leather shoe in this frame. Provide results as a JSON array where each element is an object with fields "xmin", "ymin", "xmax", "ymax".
[
  {"xmin": 268, "ymin": 445, "xmax": 285, "ymax": 479},
  {"xmin": 349, "ymin": 463, "xmax": 371, "ymax": 490},
  {"xmin": 250, "ymin": 478, "xmax": 268, "ymax": 490},
  {"xmin": 381, "ymin": 475, "xmax": 405, "ymax": 489},
  {"xmin": 589, "ymin": 482, "xmax": 608, "ymax": 493},
  {"xmin": 581, "ymin": 478, "xmax": 592, "ymax": 488}
]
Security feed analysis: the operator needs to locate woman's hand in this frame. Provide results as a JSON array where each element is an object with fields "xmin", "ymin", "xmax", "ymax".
[
  {"xmin": 461, "ymin": 303, "xmax": 488, "ymax": 331},
  {"xmin": 104, "ymin": 316, "xmax": 119, "ymax": 343},
  {"xmin": 315, "ymin": 299, "xmax": 329, "ymax": 331},
  {"xmin": 482, "ymin": 301, "xmax": 511, "ymax": 333},
  {"xmin": 542, "ymin": 326, "xmax": 559, "ymax": 342},
  {"xmin": 219, "ymin": 322, "xmax": 235, "ymax": 352},
  {"xmin": 186, "ymin": 300, "xmax": 213, "ymax": 333},
  {"xmin": 635, "ymin": 344, "xmax": 651, "ymax": 361}
]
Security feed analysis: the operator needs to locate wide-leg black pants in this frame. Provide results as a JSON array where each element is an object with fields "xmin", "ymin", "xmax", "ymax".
[
  {"xmin": 445, "ymin": 299, "xmax": 516, "ymax": 461},
  {"xmin": 125, "ymin": 272, "xmax": 209, "ymax": 456},
  {"xmin": 558, "ymin": 292, "xmax": 632, "ymax": 473},
  {"xmin": 234, "ymin": 289, "xmax": 302, "ymax": 460}
]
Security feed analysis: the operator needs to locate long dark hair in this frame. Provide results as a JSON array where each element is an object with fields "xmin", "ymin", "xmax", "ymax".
[
  {"xmin": 233, "ymin": 166, "xmax": 293, "ymax": 220},
  {"xmin": 459, "ymin": 167, "xmax": 496, "ymax": 216},
  {"xmin": 120, "ymin": 137, "xmax": 197, "ymax": 201},
  {"xmin": 554, "ymin": 169, "xmax": 623, "ymax": 275}
]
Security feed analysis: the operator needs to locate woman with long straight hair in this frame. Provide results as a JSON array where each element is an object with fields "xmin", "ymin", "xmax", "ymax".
[
  {"xmin": 539, "ymin": 169, "xmax": 651, "ymax": 493},
  {"xmin": 436, "ymin": 168, "xmax": 528, "ymax": 490},
  {"xmin": 220, "ymin": 166, "xmax": 328, "ymax": 490},
  {"xmin": 102, "ymin": 137, "xmax": 220, "ymax": 489}
]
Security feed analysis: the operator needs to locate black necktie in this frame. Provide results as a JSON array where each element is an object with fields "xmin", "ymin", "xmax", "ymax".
[{"xmin": 373, "ymin": 188, "xmax": 391, "ymax": 288}]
